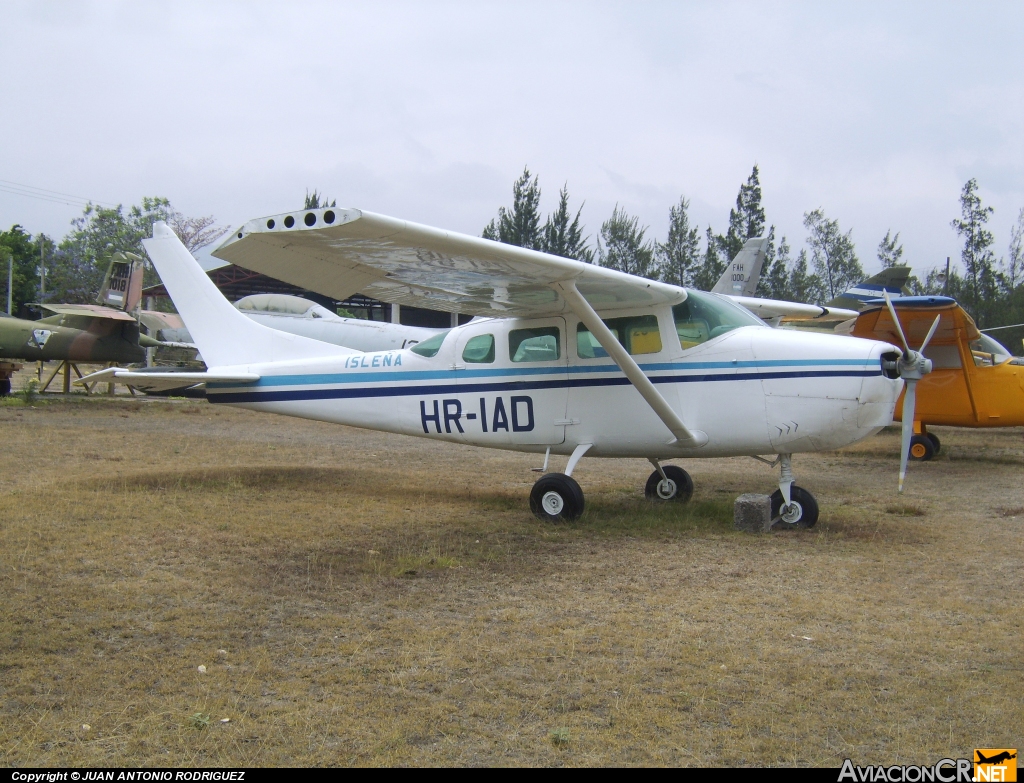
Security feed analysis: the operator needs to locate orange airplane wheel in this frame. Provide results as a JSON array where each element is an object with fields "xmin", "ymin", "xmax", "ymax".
[{"xmin": 909, "ymin": 434, "xmax": 936, "ymax": 462}]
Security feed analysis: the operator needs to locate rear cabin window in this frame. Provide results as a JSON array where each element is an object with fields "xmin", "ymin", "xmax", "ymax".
[
  {"xmin": 462, "ymin": 334, "xmax": 495, "ymax": 363},
  {"xmin": 576, "ymin": 315, "xmax": 662, "ymax": 359},
  {"xmin": 673, "ymin": 290, "xmax": 762, "ymax": 350},
  {"xmin": 409, "ymin": 330, "xmax": 450, "ymax": 358},
  {"xmin": 509, "ymin": 326, "xmax": 561, "ymax": 362}
]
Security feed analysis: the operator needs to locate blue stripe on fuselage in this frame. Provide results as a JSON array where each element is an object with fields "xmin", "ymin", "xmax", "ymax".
[
  {"xmin": 206, "ymin": 357, "xmax": 878, "ymax": 390},
  {"xmin": 206, "ymin": 367, "xmax": 881, "ymax": 404}
]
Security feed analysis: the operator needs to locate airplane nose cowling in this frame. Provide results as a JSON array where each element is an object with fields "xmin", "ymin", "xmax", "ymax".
[{"xmin": 750, "ymin": 328, "xmax": 902, "ymax": 453}]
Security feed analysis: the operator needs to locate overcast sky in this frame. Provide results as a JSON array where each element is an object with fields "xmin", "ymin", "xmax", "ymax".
[{"xmin": 1, "ymin": 1, "xmax": 1021, "ymax": 277}]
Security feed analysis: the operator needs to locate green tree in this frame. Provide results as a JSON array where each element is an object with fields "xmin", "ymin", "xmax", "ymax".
[
  {"xmin": 691, "ymin": 226, "xmax": 726, "ymax": 291},
  {"xmin": 1006, "ymin": 207, "xmax": 1023, "ymax": 293},
  {"xmin": 756, "ymin": 229, "xmax": 794, "ymax": 300},
  {"xmin": 715, "ymin": 165, "xmax": 767, "ymax": 263},
  {"xmin": 951, "ymin": 178, "xmax": 997, "ymax": 326},
  {"xmin": 482, "ymin": 167, "xmax": 543, "ymax": 250},
  {"xmin": 789, "ymin": 247, "xmax": 825, "ymax": 304},
  {"xmin": 596, "ymin": 205, "xmax": 656, "ymax": 278},
  {"xmin": 803, "ymin": 208, "xmax": 863, "ymax": 300},
  {"xmin": 656, "ymin": 195, "xmax": 700, "ymax": 286},
  {"xmin": 541, "ymin": 184, "xmax": 592, "ymax": 262},
  {"xmin": 0, "ymin": 225, "xmax": 44, "ymax": 316},
  {"xmin": 877, "ymin": 230, "xmax": 904, "ymax": 268},
  {"xmin": 304, "ymin": 190, "xmax": 336, "ymax": 209}
]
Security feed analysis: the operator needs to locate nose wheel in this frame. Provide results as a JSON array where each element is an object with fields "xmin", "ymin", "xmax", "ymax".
[
  {"xmin": 770, "ymin": 486, "xmax": 819, "ymax": 528},
  {"xmin": 530, "ymin": 473, "xmax": 585, "ymax": 521},
  {"xmin": 771, "ymin": 453, "xmax": 819, "ymax": 528}
]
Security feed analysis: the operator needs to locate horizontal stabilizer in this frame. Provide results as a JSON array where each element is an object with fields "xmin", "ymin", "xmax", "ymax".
[{"xmin": 76, "ymin": 368, "xmax": 259, "ymax": 392}]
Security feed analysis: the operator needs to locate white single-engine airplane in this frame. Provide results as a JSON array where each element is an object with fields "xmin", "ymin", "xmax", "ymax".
[{"xmin": 83, "ymin": 207, "xmax": 921, "ymax": 526}]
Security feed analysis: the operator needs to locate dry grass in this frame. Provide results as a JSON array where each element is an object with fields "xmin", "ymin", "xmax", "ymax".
[{"xmin": 0, "ymin": 397, "xmax": 1021, "ymax": 766}]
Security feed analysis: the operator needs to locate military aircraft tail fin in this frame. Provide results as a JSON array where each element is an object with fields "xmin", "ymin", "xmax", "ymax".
[
  {"xmin": 142, "ymin": 222, "xmax": 351, "ymax": 368},
  {"xmin": 827, "ymin": 266, "xmax": 912, "ymax": 310},
  {"xmin": 711, "ymin": 237, "xmax": 769, "ymax": 297},
  {"xmin": 96, "ymin": 252, "xmax": 145, "ymax": 313}
]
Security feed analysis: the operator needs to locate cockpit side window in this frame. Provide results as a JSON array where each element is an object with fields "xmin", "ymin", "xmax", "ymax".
[
  {"xmin": 462, "ymin": 334, "xmax": 495, "ymax": 363},
  {"xmin": 673, "ymin": 290, "xmax": 762, "ymax": 350},
  {"xmin": 576, "ymin": 315, "xmax": 662, "ymax": 358},
  {"xmin": 509, "ymin": 326, "xmax": 561, "ymax": 362}
]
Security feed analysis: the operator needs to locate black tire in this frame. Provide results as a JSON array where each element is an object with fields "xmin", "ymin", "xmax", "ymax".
[
  {"xmin": 644, "ymin": 465, "xmax": 694, "ymax": 503},
  {"xmin": 0, "ymin": 378, "xmax": 10, "ymax": 396},
  {"xmin": 925, "ymin": 432, "xmax": 941, "ymax": 454},
  {"xmin": 769, "ymin": 486, "xmax": 819, "ymax": 529},
  {"xmin": 909, "ymin": 434, "xmax": 935, "ymax": 462},
  {"xmin": 529, "ymin": 473, "xmax": 585, "ymax": 522}
]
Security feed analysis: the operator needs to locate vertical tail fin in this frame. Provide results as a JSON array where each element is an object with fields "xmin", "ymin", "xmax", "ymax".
[
  {"xmin": 711, "ymin": 237, "xmax": 769, "ymax": 296},
  {"xmin": 96, "ymin": 252, "xmax": 145, "ymax": 312},
  {"xmin": 142, "ymin": 222, "xmax": 351, "ymax": 367}
]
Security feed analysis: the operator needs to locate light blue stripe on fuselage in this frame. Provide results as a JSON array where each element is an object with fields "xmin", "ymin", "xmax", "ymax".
[{"xmin": 207, "ymin": 357, "xmax": 879, "ymax": 390}]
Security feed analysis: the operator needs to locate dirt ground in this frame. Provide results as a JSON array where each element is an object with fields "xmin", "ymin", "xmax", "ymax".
[{"xmin": 0, "ymin": 394, "xmax": 1021, "ymax": 767}]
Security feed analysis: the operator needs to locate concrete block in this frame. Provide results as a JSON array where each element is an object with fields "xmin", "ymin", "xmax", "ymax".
[{"xmin": 734, "ymin": 493, "xmax": 771, "ymax": 532}]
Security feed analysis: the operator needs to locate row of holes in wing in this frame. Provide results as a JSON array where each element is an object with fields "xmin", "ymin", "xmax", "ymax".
[{"xmin": 237, "ymin": 210, "xmax": 337, "ymax": 238}]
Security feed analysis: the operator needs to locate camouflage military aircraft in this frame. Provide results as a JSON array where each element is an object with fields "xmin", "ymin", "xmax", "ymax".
[{"xmin": 0, "ymin": 253, "xmax": 150, "ymax": 394}]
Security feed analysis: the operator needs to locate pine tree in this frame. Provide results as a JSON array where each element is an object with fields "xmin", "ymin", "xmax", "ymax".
[
  {"xmin": 877, "ymin": 230, "xmax": 904, "ymax": 268},
  {"xmin": 692, "ymin": 226, "xmax": 726, "ymax": 291},
  {"xmin": 481, "ymin": 167, "xmax": 543, "ymax": 250},
  {"xmin": 803, "ymin": 208, "xmax": 863, "ymax": 300},
  {"xmin": 951, "ymin": 178, "xmax": 997, "ymax": 326},
  {"xmin": 763, "ymin": 234, "xmax": 794, "ymax": 300},
  {"xmin": 789, "ymin": 248, "xmax": 825, "ymax": 304},
  {"xmin": 715, "ymin": 165, "xmax": 767, "ymax": 262},
  {"xmin": 1007, "ymin": 207, "xmax": 1024, "ymax": 293},
  {"xmin": 596, "ymin": 205, "xmax": 656, "ymax": 279},
  {"xmin": 656, "ymin": 195, "xmax": 700, "ymax": 286},
  {"xmin": 304, "ymin": 190, "xmax": 336, "ymax": 209},
  {"xmin": 541, "ymin": 185, "xmax": 592, "ymax": 262}
]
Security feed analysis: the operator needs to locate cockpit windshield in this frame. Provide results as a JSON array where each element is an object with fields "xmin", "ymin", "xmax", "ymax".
[
  {"xmin": 410, "ymin": 330, "xmax": 450, "ymax": 358},
  {"xmin": 673, "ymin": 290, "xmax": 764, "ymax": 349},
  {"xmin": 970, "ymin": 333, "xmax": 1023, "ymax": 366}
]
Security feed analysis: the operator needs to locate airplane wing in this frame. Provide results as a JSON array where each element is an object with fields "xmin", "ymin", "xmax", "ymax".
[
  {"xmin": 211, "ymin": 208, "xmax": 685, "ymax": 317},
  {"xmin": 76, "ymin": 367, "xmax": 259, "ymax": 392},
  {"xmin": 727, "ymin": 295, "xmax": 859, "ymax": 322},
  {"xmin": 851, "ymin": 296, "xmax": 977, "ymax": 346}
]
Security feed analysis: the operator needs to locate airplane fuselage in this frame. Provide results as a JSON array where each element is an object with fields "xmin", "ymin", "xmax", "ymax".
[{"xmin": 203, "ymin": 307, "xmax": 902, "ymax": 460}]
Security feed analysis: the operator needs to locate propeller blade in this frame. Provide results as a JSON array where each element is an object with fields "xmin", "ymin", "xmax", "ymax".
[
  {"xmin": 918, "ymin": 314, "xmax": 942, "ymax": 354},
  {"xmin": 898, "ymin": 380, "xmax": 917, "ymax": 494},
  {"xmin": 884, "ymin": 291, "xmax": 911, "ymax": 355}
]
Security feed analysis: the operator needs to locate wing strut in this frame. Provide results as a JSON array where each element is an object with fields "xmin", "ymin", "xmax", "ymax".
[{"xmin": 554, "ymin": 281, "xmax": 707, "ymax": 447}]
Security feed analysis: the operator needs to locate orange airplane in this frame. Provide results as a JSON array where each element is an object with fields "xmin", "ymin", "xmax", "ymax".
[{"xmin": 851, "ymin": 296, "xmax": 1024, "ymax": 461}]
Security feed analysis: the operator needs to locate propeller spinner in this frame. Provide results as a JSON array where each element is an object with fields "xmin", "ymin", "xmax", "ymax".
[{"xmin": 883, "ymin": 292, "xmax": 941, "ymax": 493}]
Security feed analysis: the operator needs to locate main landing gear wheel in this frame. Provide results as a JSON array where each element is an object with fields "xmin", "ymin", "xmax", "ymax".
[
  {"xmin": 770, "ymin": 486, "xmax": 819, "ymax": 529},
  {"xmin": 925, "ymin": 432, "xmax": 941, "ymax": 454},
  {"xmin": 909, "ymin": 434, "xmax": 936, "ymax": 462},
  {"xmin": 530, "ymin": 473, "xmax": 585, "ymax": 522},
  {"xmin": 644, "ymin": 465, "xmax": 694, "ymax": 503},
  {"xmin": 0, "ymin": 378, "xmax": 10, "ymax": 396}
]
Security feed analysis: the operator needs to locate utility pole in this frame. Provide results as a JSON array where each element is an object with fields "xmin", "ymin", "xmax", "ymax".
[
  {"xmin": 944, "ymin": 257, "xmax": 950, "ymax": 296},
  {"xmin": 39, "ymin": 238, "xmax": 45, "ymax": 299},
  {"xmin": 6, "ymin": 251, "xmax": 12, "ymax": 315}
]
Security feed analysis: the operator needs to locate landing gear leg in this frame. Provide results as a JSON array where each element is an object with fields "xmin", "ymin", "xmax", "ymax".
[{"xmin": 770, "ymin": 454, "xmax": 819, "ymax": 529}]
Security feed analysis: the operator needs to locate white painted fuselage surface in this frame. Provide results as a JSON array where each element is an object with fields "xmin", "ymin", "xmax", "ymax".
[{"xmin": 205, "ymin": 313, "xmax": 900, "ymax": 459}]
